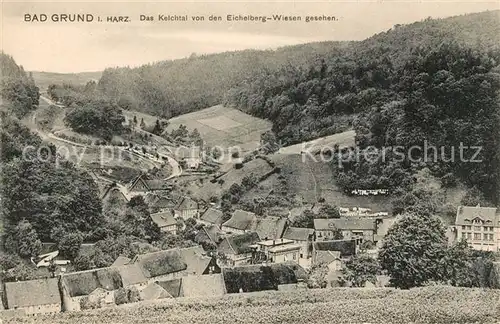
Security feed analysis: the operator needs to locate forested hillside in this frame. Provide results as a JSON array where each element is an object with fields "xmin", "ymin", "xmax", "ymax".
[
  {"xmin": 0, "ymin": 53, "xmax": 39, "ymax": 118},
  {"xmin": 223, "ymin": 10, "xmax": 500, "ymax": 204},
  {"xmin": 97, "ymin": 42, "xmax": 349, "ymax": 118}
]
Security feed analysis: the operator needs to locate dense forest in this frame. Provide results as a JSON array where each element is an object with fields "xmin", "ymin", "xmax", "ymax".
[
  {"xmin": 96, "ymin": 42, "xmax": 349, "ymax": 118},
  {"xmin": 223, "ymin": 11, "xmax": 500, "ymax": 204}
]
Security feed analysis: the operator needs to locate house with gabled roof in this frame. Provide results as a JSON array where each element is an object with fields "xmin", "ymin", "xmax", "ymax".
[
  {"xmin": 129, "ymin": 175, "xmax": 172, "ymax": 193},
  {"xmin": 144, "ymin": 192, "xmax": 179, "ymax": 213},
  {"xmin": 455, "ymin": 205, "xmax": 499, "ymax": 251},
  {"xmin": 198, "ymin": 208, "xmax": 224, "ymax": 227},
  {"xmin": 282, "ymin": 227, "xmax": 315, "ymax": 259},
  {"xmin": 222, "ymin": 262, "xmax": 307, "ymax": 293},
  {"xmin": 195, "ymin": 224, "xmax": 224, "ymax": 246},
  {"xmin": 174, "ymin": 196, "xmax": 200, "ymax": 220},
  {"xmin": 60, "ymin": 267, "xmax": 123, "ymax": 311},
  {"xmin": 101, "ymin": 182, "xmax": 129, "ymax": 207},
  {"xmin": 150, "ymin": 211, "xmax": 178, "ymax": 235},
  {"xmin": 314, "ymin": 218, "xmax": 377, "ymax": 243},
  {"xmin": 132, "ymin": 249, "xmax": 187, "ymax": 283},
  {"xmin": 222, "ymin": 210, "xmax": 258, "ymax": 234},
  {"xmin": 178, "ymin": 245, "xmax": 217, "ymax": 275},
  {"xmin": 254, "ymin": 216, "xmax": 288, "ymax": 241},
  {"xmin": 4, "ymin": 278, "xmax": 62, "ymax": 315},
  {"xmin": 218, "ymin": 232, "xmax": 260, "ymax": 266},
  {"xmin": 312, "ymin": 239, "xmax": 357, "ymax": 260}
]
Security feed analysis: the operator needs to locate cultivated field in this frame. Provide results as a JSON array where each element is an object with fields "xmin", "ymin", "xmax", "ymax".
[
  {"xmin": 164, "ymin": 105, "xmax": 272, "ymax": 150},
  {"xmin": 6, "ymin": 286, "xmax": 500, "ymax": 324},
  {"xmin": 270, "ymin": 154, "xmax": 393, "ymax": 211}
]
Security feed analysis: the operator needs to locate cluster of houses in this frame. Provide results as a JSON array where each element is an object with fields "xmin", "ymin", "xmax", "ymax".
[
  {"xmin": 351, "ymin": 189, "xmax": 389, "ymax": 196},
  {"xmin": 0, "ymin": 246, "xmax": 307, "ymax": 317}
]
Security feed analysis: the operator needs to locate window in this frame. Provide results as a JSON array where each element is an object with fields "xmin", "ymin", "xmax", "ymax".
[
  {"xmin": 474, "ymin": 233, "xmax": 481, "ymax": 240},
  {"xmin": 474, "ymin": 226, "xmax": 481, "ymax": 232},
  {"xmin": 484, "ymin": 234, "xmax": 489, "ymax": 240},
  {"xmin": 490, "ymin": 234, "xmax": 495, "ymax": 241},
  {"xmin": 467, "ymin": 233, "xmax": 472, "ymax": 239},
  {"xmin": 466, "ymin": 226, "xmax": 472, "ymax": 230},
  {"xmin": 462, "ymin": 232, "xmax": 466, "ymax": 238},
  {"xmin": 292, "ymin": 253, "xmax": 296, "ymax": 260},
  {"xmin": 462, "ymin": 225, "xmax": 466, "ymax": 230}
]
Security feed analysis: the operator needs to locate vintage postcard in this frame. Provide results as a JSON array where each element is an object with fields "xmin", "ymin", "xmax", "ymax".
[{"xmin": 1, "ymin": 1, "xmax": 499, "ymax": 323}]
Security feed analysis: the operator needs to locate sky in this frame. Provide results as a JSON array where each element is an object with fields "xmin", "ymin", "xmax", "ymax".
[{"xmin": 1, "ymin": 1, "xmax": 499, "ymax": 73}]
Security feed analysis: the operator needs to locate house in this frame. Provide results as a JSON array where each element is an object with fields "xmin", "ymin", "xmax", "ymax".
[
  {"xmin": 174, "ymin": 196, "xmax": 200, "ymax": 220},
  {"xmin": 115, "ymin": 263, "xmax": 149, "ymax": 289},
  {"xmin": 312, "ymin": 239, "xmax": 357, "ymax": 261},
  {"xmin": 156, "ymin": 278, "xmax": 183, "ymax": 298},
  {"xmin": 144, "ymin": 193, "xmax": 178, "ymax": 213},
  {"xmin": 150, "ymin": 211, "xmax": 178, "ymax": 235},
  {"xmin": 4, "ymin": 278, "xmax": 62, "ymax": 315},
  {"xmin": 282, "ymin": 227, "xmax": 314, "ymax": 259},
  {"xmin": 178, "ymin": 245, "xmax": 218, "ymax": 275},
  {"xmin": 218, "ymin": 232, "xmax": 260, "ymax": 266},
  {"xmin": 60, "ymin": 267, "xmax": 123, "ymax": 311},
  {"xmin": 129, "ymin": 175, "xmax": 172, "ymax": 193},
  {"xmin": 222, "ymin": 210, "xmax": 258, "ymax": 234},
  {"xmin": 255, "ymin": 238, "xmax": 301, "ymax": 264},
  {"xmin": 181, "ymin": 274, "xmax": 226, "ymax": 297},
  {"xmin": 101, "ymin": 182, "xmax": 129, "ymax": 206},
  {"xmin": 132, "ymin": 249, "xmax": 188, "ymax": 283},
  {"xmin": 198, "ymin": 208, "xmax": 224, "ymax": 227},
  {"xmin": 194, "ymin": 224, "xmax": 224, "ymax": 245},
  {"xmin": 314, "ymin": 218, "xmax": 377, "ymax": 243},
  {"xmin": 313, "ymin": 250, "xmax": 342, "ymax": 271},
  {"xmin": 222, "ymin": 262, "xmax": 307, "ymax": 293},
  {"xmin": 139, "ymin": 283, "xmax": 172, "ymax": 301},
  {"xmin": 254, "ymin": 216, "xmax": 288, "ymax": 240},
  {"xmin": 455, "ymin": 205, "xmax": 499, "ymax": 251}
]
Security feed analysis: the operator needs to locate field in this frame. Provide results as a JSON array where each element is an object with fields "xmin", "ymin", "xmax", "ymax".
[
  {"xmin": 270, "ymin": 154, "xmax": 393, "ymax": 212},
  {"xmin": 278, "ymin": 130, "xmax": 356, "ymax": 155},
  {"xmin": 6, "ymin": 286, "xmax": 500, "ymax": 324},
  {"xmin": 191, "ymin": 158, "xmax": 275, "ymax": 201},
  {"xmin": 31, "ymin": 71, "xmax": 102, "ymax": 93},
  {"xmin": 164, "ymin": 105, "xmax": 272, "ymax": 150}
]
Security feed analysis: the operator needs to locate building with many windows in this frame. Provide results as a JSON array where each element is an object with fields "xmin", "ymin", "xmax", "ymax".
[{"xmin": 455, "ymin": 205, "xmax": 499, "ymax": 251}]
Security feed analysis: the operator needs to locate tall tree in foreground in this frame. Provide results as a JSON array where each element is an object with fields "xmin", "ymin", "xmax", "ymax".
[{"xmin": 378, "ymin": 212, "xmax": 448, "ymax": 289}]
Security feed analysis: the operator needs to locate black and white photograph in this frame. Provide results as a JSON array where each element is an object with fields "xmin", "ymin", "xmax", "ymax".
[{"xmin": 1, "ymin": 1, "xmax": 500, "ymax": 323}]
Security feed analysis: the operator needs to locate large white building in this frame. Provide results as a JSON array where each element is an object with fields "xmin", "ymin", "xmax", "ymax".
[{"xmin": 455, "ymin": 205, "xmax": 499, "ymax": 252}]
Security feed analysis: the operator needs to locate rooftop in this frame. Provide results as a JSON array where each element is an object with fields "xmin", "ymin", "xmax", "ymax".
[
  {"xmin": 5, "ymin": 278, "xmax": 61, "ymax": 308},
  {"xmin": 282, "ymin": 227, "xmax": 314, "ymax": 241},
  {"xmin": 223, "ymin": 209, "xmax": 257, "ymax": 231},
  {"xmin": 150, "ymin": 211, "xmax": 177, "ymax": 228},
  {"xmin": 314, "ymin": 218, "xmax": 376, "ymax": 231},
  {"xmin": 456, "ymin": 205, "xmax": 498, "ymax": 225},
  {"xmin": 257, "ymin": 238, "xmax": 295, "ymax": 247}
]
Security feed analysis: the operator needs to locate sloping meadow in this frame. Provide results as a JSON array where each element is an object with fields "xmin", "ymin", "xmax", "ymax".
[{"xmin": 6, "ymin": 286, "xmax": 500, "ymax": 324}]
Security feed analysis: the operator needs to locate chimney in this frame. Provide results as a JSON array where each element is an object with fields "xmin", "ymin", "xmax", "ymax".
[{"xmin": 272, "ymin": 240, "xmax": 275, "ymax": 246}]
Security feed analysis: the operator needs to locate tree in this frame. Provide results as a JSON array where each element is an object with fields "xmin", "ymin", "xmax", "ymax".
[
  {"xmin": 140, "ymin": 118, "xmax": 146, "ymax": 129},
  {"xmin": 341, "ymin": 254, "xmax": 380, "ymax": 287},
  {"xmin": 58, "ymin": 232, "xmax": 84, "ymax": 260},
  {"xmin": 291, "ymin": 209, "xmax": 315, "ymax": 228},
  {"xmin": 317, "ymin": 204, "xmax": 341, "ymax": 219},
  {"xmin": 152, "ymin": 119, "xmax": 163, "ymax": 135},
  {"xmin": 133, "ymin": 115, "xmax": 138, "ymax": 126},
  {"xmin": 307, "ymin": 263, "xmax": 329, "ymax": 288},
  {"xmin": 260, "ymin": 130, "xmax": 280, "ymax": 154},
  {"xmin": 4, "ymin": 220, "xmax": 42, "ymax": 258},
  {"xmin": 378, "ymin": 213, "xmax": 448, "ymax": 289}
]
